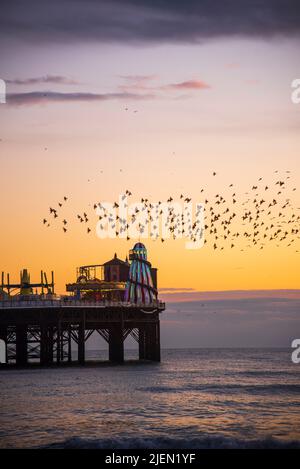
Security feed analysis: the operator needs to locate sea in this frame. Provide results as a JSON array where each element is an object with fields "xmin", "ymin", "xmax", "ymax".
[{"xmin": 0, "ymin": 348, "xmax": 300, "ymax": 449}]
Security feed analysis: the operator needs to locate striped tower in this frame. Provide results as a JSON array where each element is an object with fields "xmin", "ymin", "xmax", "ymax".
[{"xmin": 125, "ymin": 243, "xmax": 157, "ymax": 304}]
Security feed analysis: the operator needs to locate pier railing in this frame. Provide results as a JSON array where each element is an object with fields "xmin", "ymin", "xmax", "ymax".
[{"xmin": 0, "ymin": 299, "xmax": 165, "ymax": 310}]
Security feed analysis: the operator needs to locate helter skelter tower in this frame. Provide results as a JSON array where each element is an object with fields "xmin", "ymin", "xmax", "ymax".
[{"xmin": 125, "ymin": 243, "xmax": 157, "ymax": 304}]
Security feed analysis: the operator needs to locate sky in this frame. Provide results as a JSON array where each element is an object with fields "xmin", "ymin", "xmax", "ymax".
[{"xmin": 0, "ymin": 1, "xmax": 300, "ymax": 346}]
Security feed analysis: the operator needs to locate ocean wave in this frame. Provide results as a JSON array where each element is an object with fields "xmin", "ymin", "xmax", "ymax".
[
  {"xmin": 41, "ymin": 435, "xmax": 300, "ymax": 449},
  {"xmin": 236, "ymin": 370, "xmax": 298, "ymax": 377},
  {"xmin": 138, "ymin": 383, "xmax": 300, "ymax": 395}
]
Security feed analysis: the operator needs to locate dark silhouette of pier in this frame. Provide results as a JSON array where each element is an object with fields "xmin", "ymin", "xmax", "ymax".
[
  {"xmin": 0, "ymin": 244, "xmax": 165, "ymax": 367},
  {"xmin": 0, "ymin": 299, "xmax": 164, "ymax": 366}
]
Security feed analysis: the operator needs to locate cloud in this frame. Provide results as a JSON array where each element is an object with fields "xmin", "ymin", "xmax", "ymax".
[
  {"xmin": 7, "ymin": 91, "xmax": 155, "ymax": 106},
  {"xmin": 119, "ymin": 76, "xmax": 211, "ymax": 93},
  {"xmin": 160, "ymin": 289, "xmax": 300, "ymax": 302},
  {"xmin": 1, "ymin": 0, "xmax": 299, "ymax": 44},
  {"xmin": 6, "ymin": 76, "xmax": 210, "ymax": 105},
  {"xmin": 6, "ymin": 75, "xmax": 78, "ymax": 85},
  {"xmin": 163, "ymin": 80, "xmax": 210, "ymax": 90},
  {"xmin": 119, "ymin": 75, "xmax": 157, "ymax": 84},
  {"xmin": 118, "ymin": 75, "xmax": 158, "ymax": 92}
]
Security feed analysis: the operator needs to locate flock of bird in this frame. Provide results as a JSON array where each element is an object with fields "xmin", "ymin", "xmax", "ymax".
[
  {"xmin": 42, "ymin": 171, "xmax": 300, "ymax": 253},
  {"xmin": 43, "ymin": 196, "xmax": 71, "ymax": 233}
]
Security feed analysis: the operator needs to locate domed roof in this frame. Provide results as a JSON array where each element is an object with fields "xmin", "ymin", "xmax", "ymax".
[
  {"xmin": 133, "ymin": 243, "xmax": 146, "ymax": 249},
  {"xmin": 130, "ymin": 243, "xmax": 148, "ymax": 261},
  {"xmin": 133, "ymin": 242, "xmax": 146, "ymax": 250}
]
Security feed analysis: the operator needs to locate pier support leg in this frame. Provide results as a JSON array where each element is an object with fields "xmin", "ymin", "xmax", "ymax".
[
  {"xmin": 60, "ymin": 330, "xmax": 64, "ymax": 362},
  {"xmin": 78, "ymin": 322, "xmax": 85, "ymax": 365},
  {"xmin": 0, "ymin": 326, "xmax": 7, "ymax": 364},
  {"xmin": 139, "ymin": 328, "xmax": 146, "ymax": 360},
  {"xmin": 56, "ymin": 323, "xmax": 61, "ymax": 364},
  {"xmin": 48, "ymin": 327, "xmax": 54, "ymax": 364},
  {"xmin": 154, "ymin": 321, "xmax": 161, "ymax": 362},
  {"xmin": 16, "ymin": 325, "xmax": 27, "ymax": 366},
  {"xmin": 68, "ymin": 326, "xmax": 72, "ymax": 363},
  {"xmin": 40, "ymin": 325, "xmax": 49, "ymax": 366},
  {"xmin": 144, "ymin": 322, "xmax": 160, "ymax": 362},
  {"xmin": 109, "ymin": 325, "xmax": 124, "ymax": 363}
]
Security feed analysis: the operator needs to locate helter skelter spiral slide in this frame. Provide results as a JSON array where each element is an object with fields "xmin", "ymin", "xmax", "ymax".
[{"xmin": 125, "ymin": 243, "xmax": 158, "ymax": 305}]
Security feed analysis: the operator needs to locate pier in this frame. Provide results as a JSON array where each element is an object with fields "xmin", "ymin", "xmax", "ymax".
[
  {"xmin": 0, "ymin": 299, "xmax": 164, "ymax": 365},
  {"xmin": 0, "ymin": 243, "xmax": 165, "ymax": 367}
]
